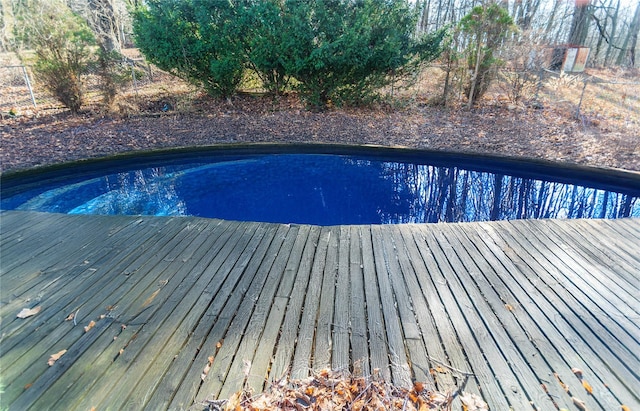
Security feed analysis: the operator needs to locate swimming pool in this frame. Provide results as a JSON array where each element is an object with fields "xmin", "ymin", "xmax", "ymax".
[{"xmin": 2, "ymin": 145, "xmax": 639, "ymax": 225}]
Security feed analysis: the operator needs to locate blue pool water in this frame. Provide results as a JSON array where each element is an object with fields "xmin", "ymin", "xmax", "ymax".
[{"xmin": 2, "ymin": 152, "xmax": 639, "ymax": 225}]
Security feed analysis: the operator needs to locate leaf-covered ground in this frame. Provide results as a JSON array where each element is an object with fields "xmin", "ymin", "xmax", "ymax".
[{"xmin": 2, "ymin": 92, "xmax": 639, "ymax": 175}]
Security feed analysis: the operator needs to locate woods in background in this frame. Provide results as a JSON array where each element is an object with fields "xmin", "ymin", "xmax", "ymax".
[{"xmin": 1, "ymin": 0, "xmax": 638, "ymax": 112}]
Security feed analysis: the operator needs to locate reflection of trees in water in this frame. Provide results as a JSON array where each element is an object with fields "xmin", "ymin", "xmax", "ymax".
[{"xmin": 377, "ymin": 162, "xmax": 639, "ymax": 224}]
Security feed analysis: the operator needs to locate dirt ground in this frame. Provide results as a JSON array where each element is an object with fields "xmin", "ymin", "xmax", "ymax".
[{"xmin": 1, "ymin": 70, "xmax": 639, "ymax": 175}]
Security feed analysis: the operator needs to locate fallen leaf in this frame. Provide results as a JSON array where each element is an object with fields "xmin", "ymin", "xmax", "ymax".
[
  {"xmin": 24, "ymin": 383, "xmax": 33, "ymax": 390},
  {"xmin": 505, "ymin": 304, "xmax": 514, "ymax": 311},
  {"xmin": 48, "ymin": 349, "xmax": 67, "ymax": 366},
  {"xmin": 582, "ymin": 379, "xmax": 593, "ymax": 395},
  {"xmin": 65, "ymin": 312, "xmax": 75, "ymax": 321},
  {"xmin": 413, "ymin": 381, "xmax": 424, "ymax": 392},
  {"xmin": 554, "ymin": 372, "xmax": 570, "ymax": 393},
  {"xmin": 84, "ymin": 320, "xmax": 96, "ymax": 332},
  {"xmin": 572, "ymin": 368, "xmax": 583, "ymax": 378},
  {"xmin": 621, "ymin": 406, "xmax": 631, "ymax": 411},
  {"xmin": 572, "ymin": 397, "xmax": 587, "ymax": 410},
  {"xmin": 216, "ymin": 340, "xmax": 223, "ymax": 349},
  {"xmin": 224, "ymin": 391, "xmax": 241, "ymax": 411},
  {"xmin": 201, "ymin": 363, "xmax": 211, "ymax": 381},
  {"xmin": 460, "ymin": 392, "xmax": 489, "ymax": 410},
  {"xmin": 17, "ymin": 306, "xmax": 41, "ymax": 318},
  {"xmin": 201, "ymin": 356, "xmax": 215, "ymax": 381},
  {"xmin": 141, "ymin": 289, "xmax": 160, "ymax": 308}
]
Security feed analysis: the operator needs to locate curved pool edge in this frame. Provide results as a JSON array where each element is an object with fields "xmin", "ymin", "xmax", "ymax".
[{"xmin": 2, "ymin": 143, "xmax": 640, "ymax": 197}]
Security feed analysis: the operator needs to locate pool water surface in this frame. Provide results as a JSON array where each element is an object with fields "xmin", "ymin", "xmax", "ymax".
[{"xmin": 2, "ymin": 152, "xmax": 639, "ymax": 225}]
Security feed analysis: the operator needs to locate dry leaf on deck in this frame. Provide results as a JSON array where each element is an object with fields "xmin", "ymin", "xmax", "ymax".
[
  {"xmin": 201, "ymin": 356, "xmax": 214, "ymax": 381},
  {"xmin": 48, "ymin": 349, "xmax": 67, "ymax": 366},
  {"xmin": 460, "ymin": 392, "xmax": 489, "ymax": 410},
  {"xmin": 572, "ymin": 397, "xmax": 587, "ymax": 410},
  {"xmin": 571, "ymin": 367, "xmax": 583, "ymax": 377},
  {"xmin": 224, "ymin": 391, "xmax": 241, "ymax": 411},
  {"xmin": 505, "ymin": 304, "xmax": 514, "ymax": 311},
  {"xmin": 17, "ymin": 306, "xmax": 41, "ymax": 318},
  {"xmin": 582, "ymin": 379, "xmax": 593, "ymax": 395},
  {"xmin": 621, "ymin": 405, "xmax": 631, "ymax": 411},
  {"xmin": 84, "ymin": 320, "xmax": 96, "ymax": 332}
]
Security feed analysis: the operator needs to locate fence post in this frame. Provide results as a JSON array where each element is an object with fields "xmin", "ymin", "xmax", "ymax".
[
  {"xmin": 576, "ymin": 77, "xmax": 588, "ymax": 118},
  {"xmin": 22, "ymin": 66, "xmax": 37, "ymax": 108}
]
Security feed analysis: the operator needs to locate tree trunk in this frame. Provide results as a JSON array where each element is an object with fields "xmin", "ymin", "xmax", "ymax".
[
  {"xmin": 568, "ymin": 0, "xmax": 591, "ymax": 46},
  {"xmin": 628, "ymin": 2, "xmax": 640, "ymax": 66},
  {"xmin": 87, "ymin": 0, "xmax": 120, "ymax": 54},
  {"xmin": 604, "ymin": 0, "xmax": 620, "ymax": 65},
  {"xmin": 616, "ymin": 1, "xmax": 640, "ymax": 65},
  {"xmin": 545, "ymin": 0, "xmax": 562, "ymax": 42}
]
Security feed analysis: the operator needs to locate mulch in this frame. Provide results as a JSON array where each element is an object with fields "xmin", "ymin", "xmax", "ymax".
[{"xmin": 2, "ymin": 95, "xmax": 639, "ymax": 174}]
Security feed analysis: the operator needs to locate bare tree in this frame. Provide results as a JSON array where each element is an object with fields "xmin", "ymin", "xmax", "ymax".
[
  {"xmin": 568, "ymin": 0, "xmax": 591, "ymax": 46},
  {"xmin": 86, "ymin": 0, "xmax": 120, "ymax": 54},
  {"xmin": 617, "ymin": 1, "xmax": 640, "ymax": 66}
]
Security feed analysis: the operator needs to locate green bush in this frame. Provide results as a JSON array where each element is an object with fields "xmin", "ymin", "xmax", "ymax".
[
  {"xmin": 18, "ymin": 1, "xmax": 96, "ymax": 113},
  {"xmin": 278, "ymin": 0, "xmax": 445, "ymax": 108},
  {"xmin": 240, "ymin": 0, "xmax": 291, "ymax": 95},
  {"xmin": 133, "ymin": 0, "xmax": 244, "ymax": 98},
  {"xmin": 133, "ymin": 0, "xmax": 444, "ymax": 107},
  {"xmin": 459, "ymin": 3, "xmax": 516, "ymax": 106}
]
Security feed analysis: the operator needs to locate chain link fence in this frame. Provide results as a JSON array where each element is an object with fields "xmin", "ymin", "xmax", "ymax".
[
  {"xmin": 2, "ymin": 48, "xmax": 638, "ymax": 125},
  {"xmin": 0, "ymin": 49, "xmax": 182, "ymax": 116}
]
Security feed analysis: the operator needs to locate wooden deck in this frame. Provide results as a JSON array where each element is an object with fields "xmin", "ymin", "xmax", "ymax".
[{"xmin": 1, "ymin": 210, "xmax": 638, "ymax": 410}]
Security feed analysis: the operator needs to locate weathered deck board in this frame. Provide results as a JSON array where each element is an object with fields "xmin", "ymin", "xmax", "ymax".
[{"xmin": 1, "ymin": 210, "xmax": 639, "ymax": 411}]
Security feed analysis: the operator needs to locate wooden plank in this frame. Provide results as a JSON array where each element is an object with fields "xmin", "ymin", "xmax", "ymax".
[
  {"xmin": 348, "ymin": 225, "xmax": 370, "ymax": 378},
  {"xmin": 216, "ymin": 226, "xmax": 301, "ymax": 400},
  {"xmin": 20, "ymin": 217, "xmax": 216, "ymax": 410},
  {"xmin": 369, "ymin": 225, "xmax": 413, "ymax": 388},
  {"xmin": 535, "ymin": 219, "xmax": 639, "ymax": 315},
  {"xmin": 164, "ymin": 222, "xmax": 279, "ymax": 410},
  {"xmin": 545, "ymin": 219, "xmax": 640, "ymax": 294},
  {"xmin": 1, "ymin": 217, "xmax": 204, "ymax": 404},
  {"xmin": 245, "ymin": 225, "xmax": 313, "ymax": 392},
  {"xmin": 60, "ymin": 219, "xmax": 232, "ymax": 410},
  {"xmin": 461, "ymin": 222, "xmax": 612, "ymax": 411},
  {"xmin": 83, "ymin": 221, "xmax": 252, "ymax": 410},
  {"xmin": 268, "ymin": 226, "xmax": 321, "ymax": 381},
  {"xmin": 149, "ymin": 223, "xmax": 275, "ymax": 410},
  {"xmin": 441, "ymin": 223, "xmax": 573, "ymax": 410},
  {"xmin": 290, "ymin": 227, "xmax": 332, "ymax": 380},
  {"xmin": 0, "ymin": 214, "xmax": 125, "ymax": 292},
  {"xmin": 585, "ymin": 220, "xmax": 640, "ymax": 266},
  {"xmin": 313, "ymin": 226, "xmax": 340, "ymax": 372},
  {"xmin": 507, "ymin": 221, "xmax": 640, "ymax": 348},
  {"xmin": 193, "ymin": 224, "xmax": 291, "ymax": 404},
  {"xmin": 331, "ymin": 226, "xmax": 351, "ymax": 372},
  {"xmin": 416, "ymin": 225, "xmax": 523, "ymax": 409},
  {"xmin": 390, "ymin": 225, "xmax": 458, "ymax": 391},
  {"xmin": 8, "ymin": 316, "xmax": 115, "ymax": 410},
  {"xmin": 2, "ymin": 212, "xmax": 639, "ymax": 411},
  {"xmin": 377, "ymin": 225, "xmax": 435, "ymax": 389},
  {"xmin": 481, "ymin": 221, "xmax": 640, "ymax": 408},
  {"xmin": 360, "ymin": 225, "xmax": 390, "ymax": 381},
  {"xmin": 0, "ymin": 217, "xmax": 163, "ymax": 343}
]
